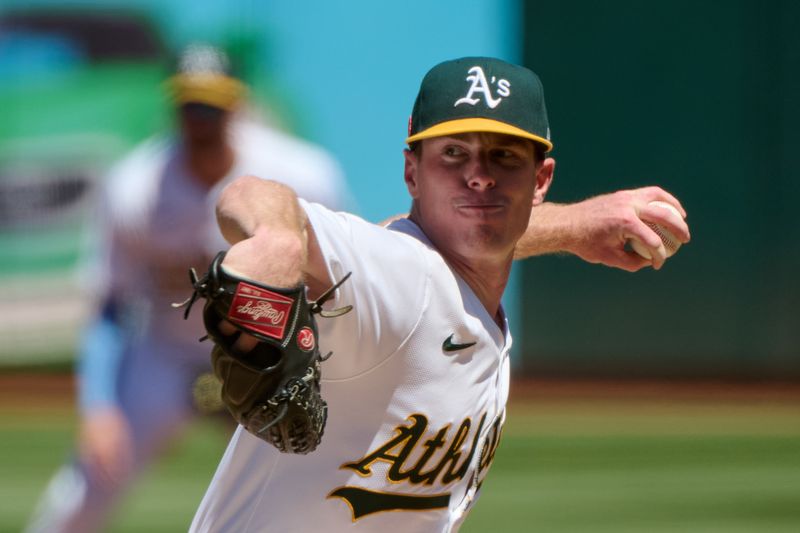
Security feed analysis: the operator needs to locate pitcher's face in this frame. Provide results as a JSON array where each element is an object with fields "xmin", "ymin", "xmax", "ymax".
[{"xmin": 405, "ymin": 132, "xmax": 553, "ymax": 261}]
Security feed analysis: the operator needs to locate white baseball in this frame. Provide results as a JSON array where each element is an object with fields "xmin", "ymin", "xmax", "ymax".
[{"xmin": 629, "ymin": 201, "xmax": 683, "ymax": 260}]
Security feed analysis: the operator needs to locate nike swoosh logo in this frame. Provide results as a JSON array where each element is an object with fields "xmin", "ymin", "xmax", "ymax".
[{"xmin": 442, "ymin": 334, "xmax": 477, "ymax": 352}]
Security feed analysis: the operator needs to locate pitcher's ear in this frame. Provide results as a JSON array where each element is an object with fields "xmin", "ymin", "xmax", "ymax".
[{"xmin": 533, "ymin": 157, "xmax": 555, "ymax": 205}]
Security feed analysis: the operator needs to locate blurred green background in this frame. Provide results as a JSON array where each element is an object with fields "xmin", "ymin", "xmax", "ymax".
[
  {"xmin": 518, "ymin": 0, "xmax": 800, "ymax": 380},
  {"xmin": 2, "ymin": 0, "xmax": 799, "ymax": 531}
]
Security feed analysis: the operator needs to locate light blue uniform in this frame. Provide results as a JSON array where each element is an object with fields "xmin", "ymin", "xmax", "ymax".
[{"xmin": 26, "ymin": 120, "xmax": 350, "ymax": 533}]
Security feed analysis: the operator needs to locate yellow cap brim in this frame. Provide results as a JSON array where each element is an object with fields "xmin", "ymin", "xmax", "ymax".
[
  {"xmin": 405, "ymin": 117, "xmax": 553, "ymax": 152},
  {"xmin": 166, "ymin": 74, "xmax": 246, "ymax": 111}
]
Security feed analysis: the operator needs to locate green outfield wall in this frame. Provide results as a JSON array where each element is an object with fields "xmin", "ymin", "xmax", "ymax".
[{"xmin": 518, "ymin": 0, "xmax": 800, "ymax": 378}]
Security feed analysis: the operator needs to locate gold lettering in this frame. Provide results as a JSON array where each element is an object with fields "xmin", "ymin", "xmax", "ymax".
[
  {"xmin": 438, "ymin": 419, "xmax": 471, "ymax": 484},
  {"xmin": 454, "ymin": 413, "xmax": 486, "ymax": 480},
  {"xmin": 340, "ymin": 410, "xmax": 503, "ymax": 491},
  {"xmin": 342, "ymin": 414, "xmax": 427, "ymax": 476},
  {"xmin": 408, "ymin": 426, "xmax": 449, "ymax": 485},
  {"xmin": 478, "ymin": 413, "xmax": 504, "ymax": 477}
]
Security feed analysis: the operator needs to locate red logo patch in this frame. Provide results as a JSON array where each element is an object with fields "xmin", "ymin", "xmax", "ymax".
[
  {"xmin": 297, "ymin": 327, "xmax": 315, "ymax": 351},
  {"xmin": 227, "ymin": 282, "xmax": 294, "ymax": 341}
]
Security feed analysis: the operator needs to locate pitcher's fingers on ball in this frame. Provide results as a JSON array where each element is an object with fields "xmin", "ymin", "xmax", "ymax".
[
  {"xmin": 626, "ymin": 223, "xmax": 668, "ymax": 269},
  {"xmin": 638, "ymin": 185, "xmax": 688, "ymax": 219},
  {"xmin": 610, "ymin": 248, "xmax": 652, "ymax": 273},
  {"xmin": 639, "ymin": 201, "xmax": 690, "ymax": 244}
]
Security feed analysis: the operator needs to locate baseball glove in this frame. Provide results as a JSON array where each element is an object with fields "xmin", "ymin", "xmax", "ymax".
[{"xmin": 174, "ymin": 251, "xmax": 351, "ymax": 454}]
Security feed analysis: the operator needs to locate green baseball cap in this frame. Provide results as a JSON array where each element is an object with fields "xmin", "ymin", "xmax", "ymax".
[{"xmin": 406, "ymin": 57, "xmax": 552, "ymax": 152}]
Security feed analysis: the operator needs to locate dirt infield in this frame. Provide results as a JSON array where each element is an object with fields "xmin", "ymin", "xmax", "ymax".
[
  {"xmin": 2, "ymin": 373, "xmax": 800, "ymax": 408},
  {"xmin": 0, "ymin": 373, "xmax": 76, "ymax": 407}
]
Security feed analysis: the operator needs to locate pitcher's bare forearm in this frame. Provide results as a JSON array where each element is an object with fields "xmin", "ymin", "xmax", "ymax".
[
  {"xmin": 515, "ymin": 188, "xmax": 690, "ymax": 271},
  {"xmin": 215, "ymin": 175, "xmax": 330, "ymax": 293},
  {"xmin": 216, "ymin": 176, "xmax": 305, "ymax": 245},
  {"xmin": 514, "ymin": 202, "xmax": 577, "ymax": 259}
]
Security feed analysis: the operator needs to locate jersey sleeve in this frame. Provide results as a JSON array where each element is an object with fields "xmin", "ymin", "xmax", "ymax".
[
  {"xmin": 300, "ymin": 200, "xmax": 429, "ymax": 380},
  {"xmin": 77, "ymin": 305, "xmax": 125, "ymax": 413},
  {"xmin": 231, "ymin": 121, "xmax": 357, "ymax": 213}
]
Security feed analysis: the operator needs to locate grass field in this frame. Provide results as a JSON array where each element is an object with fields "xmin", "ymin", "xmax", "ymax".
[{"xmin": 1, "ymin": 376, "xmax": 799, "ymax": 532}]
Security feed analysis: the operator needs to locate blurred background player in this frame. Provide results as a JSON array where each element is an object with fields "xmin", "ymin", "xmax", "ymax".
[{"xmin": 24, "ymin": 42, "xmax": 351, "ymax": 533}]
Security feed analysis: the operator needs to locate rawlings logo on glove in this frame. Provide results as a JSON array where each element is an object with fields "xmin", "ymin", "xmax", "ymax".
[
  {"xmin": 228, "ymin": 283, "xmax": 293, "ymax": 339},
  {"xmin": 174, "ymin": 251, "xmax": 351, "ymax": 454}
]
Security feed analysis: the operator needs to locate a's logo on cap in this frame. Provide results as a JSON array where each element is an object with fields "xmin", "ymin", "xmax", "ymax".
[{"xmin": 454, "ymin": 66, "xmax": 511, "ymax": 110}]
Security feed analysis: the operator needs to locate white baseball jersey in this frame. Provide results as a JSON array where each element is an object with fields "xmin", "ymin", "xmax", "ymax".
[
  {"xmin": 190, "ymin": 201, "xmax": 512, "ymax": 533},
  {"xmin": 88, "ymin": 119, "xmax": 350, "ymax": 354}
]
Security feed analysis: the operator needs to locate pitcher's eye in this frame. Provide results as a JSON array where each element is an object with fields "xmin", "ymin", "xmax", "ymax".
[
  {"xmin": 443, "ymin": 145, "xmax": 466, "ymax": 158},
  {"xmin": 490, "ymin": 148, "xmax": 523, "ymax": 165}
]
